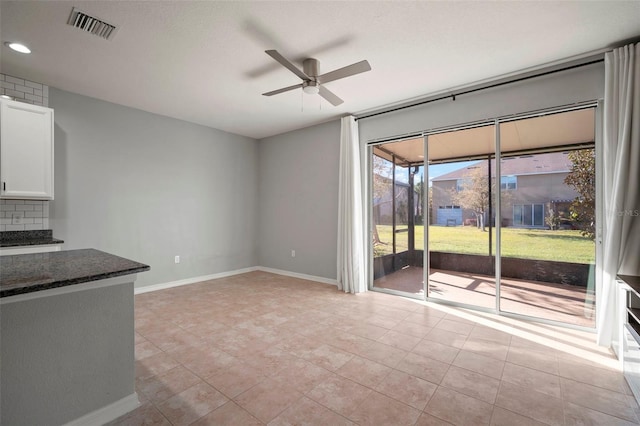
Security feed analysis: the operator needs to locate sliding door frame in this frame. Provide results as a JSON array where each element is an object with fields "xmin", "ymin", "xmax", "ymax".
[
  {"xmin": 423, "ymin": 135, "xmax": 429, "ymax": 298},
  {"xmin": 367, "ymin": 101, "xmax": 601, "ymax": 331},
  {"xmin": 494, "ymin": 120, "xmax": 502, "ymax": 313}
]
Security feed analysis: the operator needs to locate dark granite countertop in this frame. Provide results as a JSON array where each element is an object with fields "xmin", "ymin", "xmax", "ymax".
[
  {"xmin": 620, "ymin": 275, "xmax": 640, "ymax": 286},
  {"xmin": 619, "ymin": 275, "xmax": 640, "ymax": 296},
  {"xmin": 0, "ymin": 249, "xmax": 150, "ymax": 298},
  {"xmin": 0, "ymin": 230, "xmax": 64, "ymax": 247}
]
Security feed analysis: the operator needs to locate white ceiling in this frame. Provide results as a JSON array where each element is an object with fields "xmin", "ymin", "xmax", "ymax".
[{"xmin": 1, "ymin": 1, "xmax": 639, "ymax": 140}]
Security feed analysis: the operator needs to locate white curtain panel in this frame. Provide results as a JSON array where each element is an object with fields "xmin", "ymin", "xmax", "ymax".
[
  {"xmin": 337, "ymin": 116, "xmax": 366, "ymax": 293},
  {"xmin": 598, "ymin": 43, "xmax": 640, "ymax": 346}
]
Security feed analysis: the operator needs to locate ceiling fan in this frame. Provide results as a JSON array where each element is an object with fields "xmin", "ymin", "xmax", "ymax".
[{"xmin": 262, "ymin": 50, "xmax": 371, "ymax": 106}]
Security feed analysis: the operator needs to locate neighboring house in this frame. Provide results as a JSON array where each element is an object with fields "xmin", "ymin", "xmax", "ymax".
[{"xmin": 431, "ymin": 152, "xmax": 579, "ymax": 228}]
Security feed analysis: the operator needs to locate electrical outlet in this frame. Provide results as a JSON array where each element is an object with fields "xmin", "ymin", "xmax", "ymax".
[
  {"xmin": 11, "ymin": 212, "xmax": 24, "ymax": 225},
  {"xmin": 291, "ymin": 250, "xmax": 296, "ymax": 258},
  {"xmin": 174, "ymin": 255, "xmax": 180, "ymax": 264}
]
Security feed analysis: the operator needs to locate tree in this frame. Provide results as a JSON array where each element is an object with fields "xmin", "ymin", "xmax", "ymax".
[
  {"xmin": 564, "ymin": 149, "xmax": 596, "ymax": 240},
  {"xmin": 428, "ymin": 186, "xmax": 433, "ymax": 225},
  {"xmin": 450, "ymin": 164, "xmax": 491, "ymax": 231},
  {"xmin": 545, "ymin": 207, "xmax": 561, "ymax": 230},
  {"xmin": 414, "ymin": 179, "xmax": 425, "ymax": 224}
]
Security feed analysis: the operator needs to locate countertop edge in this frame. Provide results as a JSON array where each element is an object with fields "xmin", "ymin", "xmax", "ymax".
[
  {"xmin": 0, "ymin": 230, "xmax": 63, "ymax": 247},
  {"xmin": 0, "ymin": 265, "xmax": 150, "ymax": 298},
  {"xmin": 0, "ymin": 249, "xmax": 151, "ymax": 299},
  {"xmin": 0, "ymin": 238, "xmax": 64, "ymax": 248},
  {"xmin": 0, "ymin": 273, "xmax": 143, "ymax": 305}
]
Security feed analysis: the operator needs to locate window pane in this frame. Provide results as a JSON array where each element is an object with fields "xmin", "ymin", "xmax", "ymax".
[
  {"xmin": 523, "ymin": 204, "xmax": 533, "ymax": 226},
  {"xmin": 428, "ymin": 125, "xmax": 496, "ymax": 310},
  {"xmin": 513, "ymin": 205, "xmax": 523, "ymax": 225},
  {"xmin": 499, "ymin": 117, "xmax": 596, "ymax": 328},
  {"xmin": 533, "ymin": 204, "xmax": 544, "ymax": 226},
  {"xmin": 501, "ymin": 175, "xmax": 517, "ymax": 190}
]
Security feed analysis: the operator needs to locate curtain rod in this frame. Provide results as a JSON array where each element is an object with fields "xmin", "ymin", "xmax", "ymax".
[{"xmin": 355, "ymin": 58, "xmax": 604, "ymax": 122}]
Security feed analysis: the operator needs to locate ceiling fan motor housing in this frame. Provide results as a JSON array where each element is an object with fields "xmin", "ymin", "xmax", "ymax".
[{"xmin": 303, "ymin": 58, "xmax": 320, "ymax": 78}]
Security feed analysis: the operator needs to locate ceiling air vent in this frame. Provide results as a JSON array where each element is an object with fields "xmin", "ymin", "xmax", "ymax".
[{"xmin": 67, "ymin": 8, "xmax": 118, "ymax": 40}]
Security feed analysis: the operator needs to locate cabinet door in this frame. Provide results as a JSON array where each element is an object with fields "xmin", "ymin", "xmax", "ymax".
[{"xmin": 0, "ymin": 100, "xmax": 54, "ymax": 200}]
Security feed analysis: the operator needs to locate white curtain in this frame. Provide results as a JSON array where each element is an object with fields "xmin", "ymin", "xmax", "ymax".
[
  {"xmin": 598, "ymin": 43, "xmax": 640, "ymax": 346},
  {"xmin": 337, "ymin": 115, "xmax": 366, "ymax": 293}
]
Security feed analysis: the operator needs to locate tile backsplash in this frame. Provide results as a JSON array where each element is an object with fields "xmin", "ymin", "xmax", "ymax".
[
  {"xmin": 0, "ymin": 200, "xmax": 50, "ymax": 231},
  {"xmin": 0, "ymin": 73, "xmax": 49, "ymax": 107}
]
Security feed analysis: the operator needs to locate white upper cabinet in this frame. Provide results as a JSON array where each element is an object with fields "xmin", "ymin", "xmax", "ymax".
[{"xmin": 0, "ymin": 99, "xmax": 54, "ymax": 200}]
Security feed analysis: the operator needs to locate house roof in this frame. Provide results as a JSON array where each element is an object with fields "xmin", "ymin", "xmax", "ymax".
[{"xmin": 432, "ymin": 151, "xmax": 574, "ymax": 182}]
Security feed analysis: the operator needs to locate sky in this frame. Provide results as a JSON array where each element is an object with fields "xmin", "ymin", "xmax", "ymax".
[
  {"xmin": 427, "ymin": 161, "xmax": 479, "ymax": 183},
  {"xmin": 375, "ymin": 156, "xmax": 479, "ymax": 185},
  {"xmin": 410, "ymin": 160, "xmax": 479, "ymax": 186}
]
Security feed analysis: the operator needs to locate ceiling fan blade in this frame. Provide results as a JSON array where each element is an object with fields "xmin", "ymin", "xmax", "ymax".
[
  {"xmin": 262, "ymin": 83, "xmax": 303, "ymax": 96},
  {"xmin": 318, "ymin": 60, "xmax": 371, "ymax": 84},
  {"xmin": 318, "ymin": 86, "xmax": 344, "ymax": 106},
  {"xmin": 265, "ymin": 50, "xmax": 310, "ymax": 81}
]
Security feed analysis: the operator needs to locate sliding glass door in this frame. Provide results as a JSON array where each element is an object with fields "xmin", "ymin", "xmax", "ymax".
[
  {"xmin": 497, "ymin": 109, "xmax": 596, "ymax": 327},
  {"xmin": 368, "ymin": 105, "xmax": 598, "ymax": 328}
]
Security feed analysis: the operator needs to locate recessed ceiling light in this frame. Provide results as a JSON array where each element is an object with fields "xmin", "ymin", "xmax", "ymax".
[{"xmin": 5, "ymin": 42, "xmax": 31, "ymax": 54}]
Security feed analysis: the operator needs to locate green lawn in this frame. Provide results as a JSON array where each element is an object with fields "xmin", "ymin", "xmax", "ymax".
[{"xmin": 374, "ymin": 225, "xmax": 595, "ymax": 264}]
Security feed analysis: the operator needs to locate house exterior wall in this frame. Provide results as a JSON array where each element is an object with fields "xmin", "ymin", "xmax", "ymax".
[
  {"xmin": 432, "ymin": 172, "xmax": 579, "ymax": 228},
  {"xmin": 500, "ymin": 172, "xmax": 578, "ymax": 227}
]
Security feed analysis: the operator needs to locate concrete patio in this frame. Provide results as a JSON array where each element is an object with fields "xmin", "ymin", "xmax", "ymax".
[{"xmin": 374, "ymin": 267, "xmax": 595, "ymax": 327}]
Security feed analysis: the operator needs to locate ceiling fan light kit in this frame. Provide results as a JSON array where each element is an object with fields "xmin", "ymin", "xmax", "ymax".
[
  {"xmin": 303, "ymin": 81, "xmax": 320, "ymax": 95},
  {"xmin": 262, "ymin": 49, "xmax": 371, "ymax": 106}
]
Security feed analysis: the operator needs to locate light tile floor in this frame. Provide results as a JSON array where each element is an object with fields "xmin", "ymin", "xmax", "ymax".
[{"xmin": 111, "ymin": 271, "xmax": 637, "ymax": 426}]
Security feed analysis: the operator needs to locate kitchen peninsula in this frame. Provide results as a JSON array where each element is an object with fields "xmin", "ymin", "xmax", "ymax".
[{"xmin": 0, "ymin": 249, "xmax": 149, "ymax": 425}]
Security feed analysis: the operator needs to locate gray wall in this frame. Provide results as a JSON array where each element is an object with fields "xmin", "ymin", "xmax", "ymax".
[
  {"xmin": 257, "ymin": 120, "xmax": 340, "ymax": 280},
  {"xmin": 1, "ymin": 282, "xmax": 135, "ymax": 425},
  {"xmin": 49, "ymin": 88, "xmax": 258, "ymax": 288}
]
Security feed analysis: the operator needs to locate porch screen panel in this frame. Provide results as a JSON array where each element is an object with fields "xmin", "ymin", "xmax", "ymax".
[{"xmin": 371, "ymin": 139, "xmax": 425, "ymax": 298}]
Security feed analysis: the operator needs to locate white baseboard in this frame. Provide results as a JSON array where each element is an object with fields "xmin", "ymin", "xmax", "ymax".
[
  {"xmin": 134, "ymin": 267, "xmax": 258, "ymax": 294},
  {"xmin": 134, "ymin": 266, "xmax": 337, "ymax": 295},
  {"xmin": 64, "ymin": 392, "xmax": 140, "ymax": 426},
  {"xmin": 256, "ymin": 266, "xmax": 338, "ymax": 286}
]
